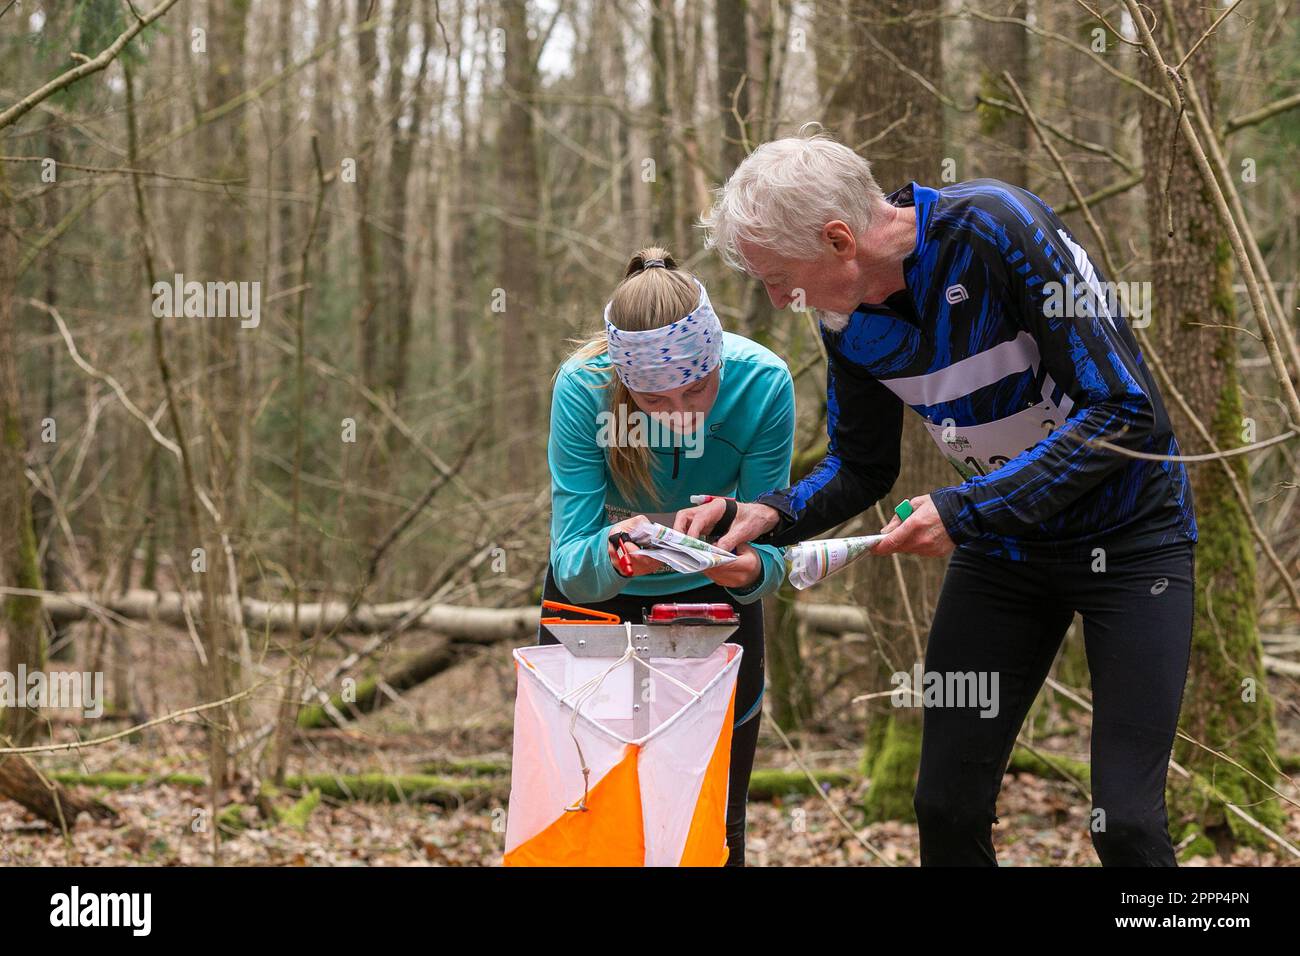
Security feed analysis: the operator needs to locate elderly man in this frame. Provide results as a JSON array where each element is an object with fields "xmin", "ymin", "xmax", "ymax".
[{"xmin": 677, "ymin": 131, "xmax": 1198, "ymax": 867}]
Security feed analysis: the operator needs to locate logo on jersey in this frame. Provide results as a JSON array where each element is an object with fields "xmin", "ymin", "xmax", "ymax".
[{"xmin": 944, "ymin": 284, "xmax": 969, "ymax": 304}]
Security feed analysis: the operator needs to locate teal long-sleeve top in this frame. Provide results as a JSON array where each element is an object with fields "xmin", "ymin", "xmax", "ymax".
[{"xmin": 548, "ymin": 331, "xmax": 796, "ymax": 606}]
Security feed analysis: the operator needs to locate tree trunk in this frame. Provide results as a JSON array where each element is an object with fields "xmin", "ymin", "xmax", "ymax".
[
  {"xmin": 496, "ymin": 0, "xmax": 542, "ymax": 492},
  {"xmin": 0, "ymin": 158, "xmax": 48, "ymax": 747},
  {"xmin": 852, "ymin": 0, "xmax": 947, "ymax": 825},
  {"xmin": 198, "ymin": 0, "xmax": 254, "ymax": 787},
  {"xmin": 971, "ymin": 0, "xmax": 1029, "ymax": 184},
  {"xmin": 715, "ymin": 0, "xmax": 751, "ymax": 179},
  {"xmin": 765, "ymin": 584, "xmax": 815, "ymax": 730},
  {"xmin": 1138, "ymin": 1, "xmax": 1282, "ymax": 855}
]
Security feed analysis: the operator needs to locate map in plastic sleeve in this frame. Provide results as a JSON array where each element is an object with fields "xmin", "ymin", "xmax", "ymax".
[
  {"xmin": 785, "ymin": 534, "xmax": 885, "ymax": 590},
  {"xmin": 626, "ymin": 522, "xmax": 739, "ymax": 575}
]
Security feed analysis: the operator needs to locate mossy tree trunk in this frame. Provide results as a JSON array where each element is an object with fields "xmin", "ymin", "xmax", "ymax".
[
  {"xmin": 1138, "ymin": 2, "xmax": 1282, "ymax": 853},
  {"xmin": 846, "ymin": 0, "xmax": 947, "ymax": 824},
  {"xmin": 0, "ymin": 158, "xmax": 49, "ymax": 747},
  {"xmin": 764, "ymin": 583, "xmax": 814, "ymax": 730}
]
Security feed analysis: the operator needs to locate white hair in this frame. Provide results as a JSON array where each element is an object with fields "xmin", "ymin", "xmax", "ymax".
[
  {"xmin": 814, "ymin": 309, "xmax": 852, "ymax": 332},
  {"xmin": 700, "ymin": 125, "xmax": 886, "ymax": 273}
]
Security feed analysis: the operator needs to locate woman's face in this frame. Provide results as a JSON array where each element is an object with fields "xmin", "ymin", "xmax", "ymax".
[{"xmin": 628, "ymin": 367, "xmax": 720, "ymax": 433}]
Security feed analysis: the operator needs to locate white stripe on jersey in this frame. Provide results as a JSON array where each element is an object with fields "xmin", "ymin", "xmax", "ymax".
[{"xmin": 877, "ymin": 331, "xmax": 1039, "ymax": 407}]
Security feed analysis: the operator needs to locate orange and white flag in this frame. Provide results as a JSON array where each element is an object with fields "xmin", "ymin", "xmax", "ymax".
[{"xmin": 503, "ymin": 642, "xmax": 741, "ymax": 867}]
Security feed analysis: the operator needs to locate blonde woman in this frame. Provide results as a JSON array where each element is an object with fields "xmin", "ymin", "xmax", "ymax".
[{"xmin": 542, "ymin": 247, "xmax": 795, "ymax": 866}]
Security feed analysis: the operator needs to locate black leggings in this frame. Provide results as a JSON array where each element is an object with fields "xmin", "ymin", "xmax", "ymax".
[
  {"xmin": 913, "ymin": 539, "xmax": 1195, "ymax": 866},
  {"xmin": 539, "ymin": 565, "xmax": 765, "ymax": 866}
]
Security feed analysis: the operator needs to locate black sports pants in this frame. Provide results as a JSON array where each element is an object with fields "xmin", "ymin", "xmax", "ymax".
[
  {"xmin": 913, "ymin": 539, "xmax": 1195, "ymax": 866},
  {"xmin": 539, "ymin": 564, "xmax": 765, "ymax": 866}
]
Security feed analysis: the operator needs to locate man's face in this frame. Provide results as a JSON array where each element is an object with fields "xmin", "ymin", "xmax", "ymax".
[{"xmin": 738, "ymin": 239, "xmax": 863, "ymax": 316}]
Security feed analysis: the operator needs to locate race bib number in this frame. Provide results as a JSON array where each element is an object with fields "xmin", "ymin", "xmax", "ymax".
[{"xmin": 925, "ymin": 398, "xmax": 1068, "ymax": 480}]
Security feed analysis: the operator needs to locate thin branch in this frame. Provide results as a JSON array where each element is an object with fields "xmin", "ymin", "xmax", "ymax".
[
  {"xmin": 1055, "ymin": 172, "xmax": 1145, "ymax": 215},
  {"xmin": 1173, "ymin": 0, "xmax": 1245, "ymax": 72},
  {"xmin": 0, "ymin": 683, "xmax": 268, "ymax": 756},
  {"xmin": 0, "ymin": 0, "xmax": 181, "ymax": 131},
  {"xmin": 25, "ymin": 298, "xmax": 180, "ymax": 458},
  {"xmin": 1087, "ymin": 429, "xmax": 1297, "ymax": 462},
  {"xmin": 1224, "ymin": 91, "xmax": 1300, "ymax": 136}
]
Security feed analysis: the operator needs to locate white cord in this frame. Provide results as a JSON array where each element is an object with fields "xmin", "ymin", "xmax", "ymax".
[{"xmin": 558, "ymin": 622, "xmax": 705, "ymax": 810}]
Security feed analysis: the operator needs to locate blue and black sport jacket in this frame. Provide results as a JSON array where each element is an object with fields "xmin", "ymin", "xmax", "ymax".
[{"xmin": 756, "ymin": 179, "xmax": 1197, "ymax": 561}]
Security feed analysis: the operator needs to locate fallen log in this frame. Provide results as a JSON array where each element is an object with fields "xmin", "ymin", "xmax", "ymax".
[
  {"xmin": 792, "ymin": 602, "xmax": 871, "ymax": 635},
  {"xmin": 48, "ymin": 754, "xmax": 1124, "ymax": 807},
  {"xmin": 297, "ymin": 638, "xmax": 457, "ymax": 728},
  {"xmin": 49, "ymin": 767, "xmax": 858, "ymax": 803},
  {"xmin": 33, "ymin": 590, "xmax": 1300, "ymax": 683},
  {"xmin": 793, "ymin": 602, "xmax": 1300, "ymax": 681},
  {"xmin": 51, "ymin": 770, "xmax": 499, "ymax": 808},
  {"xmin": 0, "ymin": 755, "xmax": 116, "ymax": 827},
  {"xmin": 37, "ymin": 590, "xmax": 844, "ymax": 643},
  {"xmin": 40, "ymin": 589, "xmax": 541, "ymax": 641}
]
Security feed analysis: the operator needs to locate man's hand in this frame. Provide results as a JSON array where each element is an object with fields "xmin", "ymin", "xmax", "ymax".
[
  {"xmin": 701, "ymin": 542, "xmax": 763, "ymax": 589},
  {"xmin": 673, "ymin": 499, "xmax": 780, "ymax": 553},
  {"xmin": 606, "ymin": 515, "xmax": 668, "ymax": 577},
  {"xmin": 872, "ymin": 494, "xmax": 955, "ymax": 558}
]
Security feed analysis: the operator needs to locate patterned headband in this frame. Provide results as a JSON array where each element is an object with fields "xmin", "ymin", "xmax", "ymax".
[{"xmin": 603, "ymin": 278, "xmax": 724, "ymax": 393}]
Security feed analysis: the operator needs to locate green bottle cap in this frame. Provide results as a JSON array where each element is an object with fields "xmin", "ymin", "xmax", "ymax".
[{"xmin": 894, "ymin": 499, "xmax": 914, "ymax": 522}]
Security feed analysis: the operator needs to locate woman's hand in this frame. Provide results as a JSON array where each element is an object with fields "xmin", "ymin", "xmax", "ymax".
[
  {"xmin": 673, "ymin": 498, "xmax": 780, "ymax": 553},
  {"xmin": 701, "ymin": 542, "xmax": 763, "ymax": 589},
  {"xmin": 606, "ymin": 515, "xmax": 668, "ymax": 577}
]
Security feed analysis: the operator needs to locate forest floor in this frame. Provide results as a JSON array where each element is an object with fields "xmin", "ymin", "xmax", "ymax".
[{"xmin": 2, "ymin": 623, "xmax": 1299, "ymax": 867}]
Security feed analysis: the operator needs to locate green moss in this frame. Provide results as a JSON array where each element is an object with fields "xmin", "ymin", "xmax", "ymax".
[
  {"xmin": 975, "ymin": 70, "xmax": 1008, "ymax": 136},
  {"xmin": 296, "ymin": 675, "xmax": 380, "ymax": 728},
  {"xmin": 418, "ymin": 757, "xmax": 510, "ymax": 777},
  {"xmin": 217, "ymin": 803, "xmax": 252, "ymax": 836},
  {"xmin": 282, "ymin": 772, "xmax": 497, "ymax": 805},
  {"xmin": 276, "ymin": 788, "xmax": 321, "ymax": 830},
  {"xmin": 1209, "ymin": 239, "xmax": 1235, "ymax": 318},
  {"xmin": 0, "ymin": 409, "xmax": 47, "ymax": 742},
  {"xmin": 1007, "ymin": 747, "xmax": 1090, "ymax": 791},
  {"xmin": 748, "ymin": 768, "xmax": 854, "ymax": 799},
  {"xmin": 862, "ymin": 714, "xmax": 922, "ymax": 823},
  {"xmin": 1175, "ymin": 823, "xmax": 1217, "ymax": 862},
  {"xmin": 49, "ymin": 770, "xmax": 207, "ymax": 789}
]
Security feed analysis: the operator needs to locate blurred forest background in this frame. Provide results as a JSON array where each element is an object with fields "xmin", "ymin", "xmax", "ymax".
[{"xmin": 0, "ymin": 0, "xmax": 1297, "ymax": 866}]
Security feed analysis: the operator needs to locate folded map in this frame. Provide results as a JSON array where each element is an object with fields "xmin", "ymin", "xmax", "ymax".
[{"xmin": 626, "ymin": 522, "xmax": 739, "ymax": 575}]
